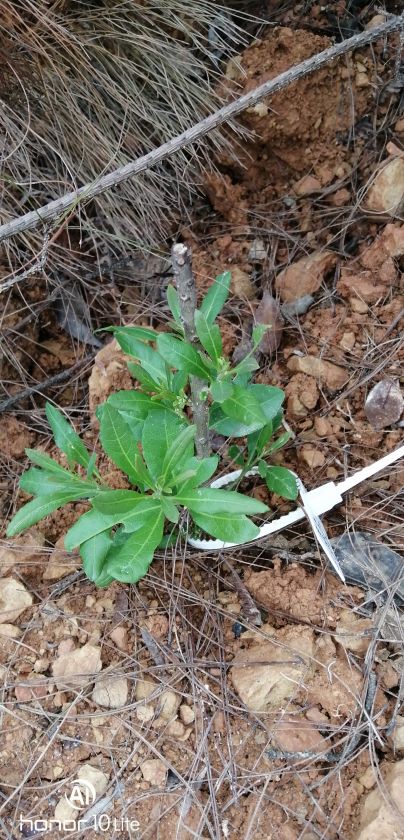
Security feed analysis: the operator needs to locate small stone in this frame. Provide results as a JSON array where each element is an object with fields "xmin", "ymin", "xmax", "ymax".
[
  {"xmin": 166, "ymin": 719, "xmax": 186, "ymax": 737},
  {"xmin": 231, "ymin": 267, "xmax": 255, "ymax": 300},
  {"xmin": 356, "ymin": 760, "xmax": 404, "ymax": 840},
  {"xmin": 0, "ymin": 578, "xmax": 33, "ymax": 624},
  {"xmin": 334, "ymin": 610, "xmax": 374, "ymax": 655},
  {"xmin": 271, "ymin": 715, "xmax": 328, "ymax": 755},
  {"xmin": 158, "ymin": 690, "xmax": 181, "ymax": 721},
  {"xmin": 109, "ymin": 627, "xmax": 128, "ymax": 651},
  {"xmin": 52, "ymin": 644, "xmax": 102, "ymax": 689},
  {"xmin": 350, "ymin": 297, "xmax": 368, "ymax": 314},
  {"xmin": 294, "ymin": 175, "xmax": 322, "ymax": 196},
  {"xmin": 248, "ymin": 238, "xmax": 267, "ymax": 261},
  {"xmin": 92, "ymin": 675, "xmax": 128, "ymax": 708},
  {"xmin": 140, "ymin": 758, "xmax": 167, "ymax": 787},
  {"xmin": 339, "ymin": 331, "xmax": 356, "ymax": 351},
  {"xmin": 136, "ymin": 705, "xmax": 154, "ymax": 724},
  {"xmin": 78, "ymin": 763, "xmax": 108, "ymax": 796},
  {"xmin": 43, "ymin": 535, "xmax": 81, "ymax": 581},
  {"xmin": 314, "ymin": 417, "xmax": 331, "ymax": 437},
  {"xmin": 15, "ymin": 675, "xmax": 47, "ymax": 702},
  {"xmin": 395, "ymin": 118, "xmax": 404, "ymax": 133},
  {"xmin": 286, "ymin": 356, "xmax": 348, "ymax": 391},
  {"xmin": 365, "ymin": 380, "xmax": 403, "ymax": 430},
  {"xmin": 135, "ymin": 678, "xmax": 157, "ymax": 701},
  {"xmin": 281, "ymin": 295, "xmax": 314, "ymax": 318},
  {"xmin": 356, "ymin": 71, "xmax": 369, "ymax": 88},
  {"xmin": 365, "ymin": 14, "xmax": 386, "ymax": 29},
  {"xmin": 328, "ymin": 188, "xmax": 351, "ymax": 207},
  {"xmin": 364, "ymin": 157, "xmax": 404, "ymax": 216},
  {"xmin": 275, "ymin": 251, "xmax": 337, "ymax": 303},
  {"xmin": 0, "ymin": 623, "xmax": 21, "ymax": 639},
  {"xmin": 0, "ymin": 530, "xmax": 45, "ymax": 575},
  {"xmin": 337, "ymin": 270, "xmax": 386, "ymax": 304},
  {"xmin": 299, "ymin": 446, "xmax": 325, "ymax": 470},
  {"xmin": 54, "ymin": 797, "xmax": 76, "ymax": 822},
  {"xmin": 179, "ymin": 704, "xmax": 195, "ymax": 725}
]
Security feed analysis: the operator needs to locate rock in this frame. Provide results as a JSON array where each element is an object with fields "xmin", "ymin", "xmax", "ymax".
[
  {"xmin": 286, "ymin": 356, "xmax": 348, "ymax": 391},
  {"xmin": 231, "ymin": 267, "xmax": 255, "ymax": 299},
  {"xmin": 0, "ymin": 529, "xmax": 45, "ymax": 575},
  {"xmin": 15, "ymin": 674, "xmax": 48, "ymax": 702},
  {"xmin": 158, "ymin": 690, "xmax": 181, "ymax": 721},
  {"xmin": 248, "ymin": 238, "xmax": 267, "ymax": 261},
  {"xmin": 328, "ymin": 188, "xmax": 350, "ymax": 207},
  {"xmin": 254, "ymin": 293, "xmax": 284, "ymax": 354},
  {"xmin": 0, "ymin": 578, "xmax": 33, "ymax": 624},
  {"xmin": 339, "ymin": 331, "xmax": 356, "ymax": 351},
  {"xmin": 334, "ymin": 610, "xmax": 373, "ymax": 655},
  {"xmin": 281, "ymin": 294, "xmax": 314, "ymax": 318},
  {"xmin": 337, "ymin": 270, "xmax": 387, "ymax": 304},
  {"xmin": 391, "ymin": 716, "xmax": 404, "ymax": 752},
  {"xmin": 365, "ymin": 14, "xmax": 386, "ymax": 29},
  {"xmin": 381, "ymin": 224, "xmax": 404, "ymax": 258},
  {"xmin": 365, "ymin": 380, "xmax": 403, "ymax": 430},
  {"xmin": 78, "ymin": 763, "xmax": 108, "ymax": 796},
  {"xmin": 135, "ymin": 677, "xmax": 157, "ymax": 701},
  {"xmin": 395, "ymin": 118, "xmax": 404, "ymax": 133},
  {"xmin": 54, "ymin": 797, "xmax": 76, "ymax": 822},
  {"xmin": 293, "ymin": 175, "xmax": 322, "ymax": 196},
  {"xmin": 271, "ymin": 714, "xmax": 328, "ymax": 755},
  {"xmin": 109, "ymin": 627, "xmax": 128, "ymax": 651},
  {"xmin": 285, "ymin": 373, "xmax": 319, "ymax": 417},
  {"xmin": 136, "ymin": 705, "xmax": 154, "ymax": 723},
  {"xmin": 299, "ymin": 446, "xmax": 325, "ymax": 470},
  {"xmin": 356, "ymin": 760, "xmax": 404, "ymax": 840},
  {"xmin": 141, "ymin": 758, "xmax": 167, "ymax": 787},
  {"xmin": 275, "ymin": 251, "xmax": 337, "ymax": 303},
  {"xmin": 364, "ymin": 157, "xmax": 404, "ymax": 216},
  {"xmin": 92, "ymin": 674, "xmax": 128, "ymax": 708},
  {"xmin": 52, "ymin": 644, "xmax": 102, "ymax": 689},
  {"xmin": 43, "ymin": 535, "xmax": 81, "ymax": 581},
  {"xmin": 231, "ymin": 627, "xmax": 315, "ymax": 713},
  {"xmin": 179, "ymin": 705, "xmax": 195, "ymax": 725},
  {"xmin": 330, "ymin": 532, "xmax": 404, "ymax": 602},
  {"xmin": 166, "ymin": 720, "xmax": 186, "ymax": 737}
]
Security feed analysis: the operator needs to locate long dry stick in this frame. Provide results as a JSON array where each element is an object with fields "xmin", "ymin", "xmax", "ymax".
[
  {"xmin": 0, "ymin": 14, "xmax": 402, "ymax": 245},
  {"xmin": 171, "ymin": 243, "xmax": 210, "ymax": 458}
]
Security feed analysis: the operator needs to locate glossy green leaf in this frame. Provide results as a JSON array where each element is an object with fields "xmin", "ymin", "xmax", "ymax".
[
  {"xmin": 209, "ymin": 405, "xmax": 254, "ymax": 437},
  {"xmin": 210, "ymin": 380, "xmax": 234, "ymax": 403},
  {"xmin": 99, "ymin": 404, "xmax": 143, "ymax": 483},
  {"xmin": 115, "ymin": 334, "xmax": 167, "ymax": 385},
  {"xmin": 232, "ymin": 356, "xmax": 259, "ymax": 375},
  {"xmin": 25, "ymin": 449, "xmax": 70, "ymax": 474},
  {"xmin": 171, "ymin": 369, "xmax": 188, "ymax": 394},
  {"xmin": 92, "ymin": 490, "xmax": 145, "ymax": 517},
  {"xmin": 199, "ymin": 271, "xmax": 231, "ymax": 324},
  {"xmin": 221, "ymin": 386, "xmax": 267, "ymax": 430},
  {"xmin": 252, "ymin": 324, "xmax": 268, "ymax": 347},
  {"xmin": 105, "ymin": 508, "xmax": 164, "ymax": 583},
  {"xmin": 172, "ymin": 455, "xmax": 219, "ymax": 491},
  {"xmin": 156, "ymin": 333, "xmax": 210, "ymax": 380},
  {"xmin": 80, "ymin": 531, "xmax": 114, "ymax": 588},
  {"xmin": 108, "ymin": 325, "xmax": 157, "ymax": 342},
  {"xmin": 65, "ymin": 508, "xmax": 120, "ymax": 551},
  {"xmin": 45, "ymin": 403, "xmax": 90, "ymax": 468},
  {"xmin": 260, "ymin": 464, "xmax": 298, "ymax": 501},
  {"xmin": 247, "ymin": 384, "xmax": 285, "ymax": 422},
  {"xmin": 127, "ymin": 362, "xmax": 161, "ymax": 392},
  {"xmin": 266, "ymin": 430, "xmax": 291, "ymax": 455},
  {"xmin": 174, "ymin": 486, "xmax": 268, "ymax": 515},
  {"xmin": 142, "ymin": 410, "xmax": 187, "ymax": 481},
  {"xmin": 194, "ymin": 310, "xmax": 222, "ymax": 362},
  {"xmin": 228, "ymin": 445, "xmax": 244, "ymax": 466},
  {"xmin": 107, "ymin": 390, "xmax": 160, "ymax": 419},
  {"xmin": 166, "ymin": 284, "xmax": 182, "ymax": 325},
  {"xmin": 161, "ymin": 496, "xmax": 179, "ymax": 524},
  {"xmin": 160, "ymin": 424, "xmax": 195, "ymax": 484},
  {"xmin": 247, "ymin": 423, "xmax": 273, "ymax": 461},
  {"xmin": 19, "ymin": 468, "xmax": 98, "ymax": 498},
  {"xmin": 192, "ymin": 510, "xmax": 260, "ymax": 543},
  {"xmin": 7, "ymin": 491, "xmax": 89, "ymax": 538}
]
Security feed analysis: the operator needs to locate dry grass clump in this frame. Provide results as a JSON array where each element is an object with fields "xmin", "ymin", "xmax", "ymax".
[{"xmin": 0, "ymin": 0, "xmax": 246, "ymax": 275}]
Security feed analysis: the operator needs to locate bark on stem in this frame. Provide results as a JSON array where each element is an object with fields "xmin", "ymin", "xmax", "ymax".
[{"xmin": 171, "ymin": 243, "xmax": 210, "ymax": 459}]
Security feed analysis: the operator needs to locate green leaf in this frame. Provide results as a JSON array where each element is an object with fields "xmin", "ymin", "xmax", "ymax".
[
  {"xmin": 99, "ymin": 404, "xmax": 144, "ymax": 483},
  {"xmin": 199, "ymin": 271, "xmax": 231, "ymax": 324},
  {"xmin": 247, "ymin": 385, "xmax": 285, "ymax": 422},
  {"xmin": 86, "ymin": 451, "xmax": 98, "ymax": 479},
  {"xmin": 266, "ymin": 430, "xmax": 291, "ymax": 455},
  {"xmin": 232, "ymin": 356, "xmax": 259, "ymax": 375},
  {"xmin": 194, "ymin": 310, "xmax": 222, "ymax": 362},
  {"xmin": 252, "ymin": 324, "xmax": 268, "ymax": 347},
  {"xmin": 142, "ymin": 409, "xmax": 187, "ymax": 481},
  {"xmin": 92, "ymin": 490, "xmax": 144, "ymax": 517},
  {"xmin": 115, "ymin": 334, "xmax": 168, "ymax": 385},
  {"xmin": 45, "ymin": 403, "xmax": 90, "ymax": 468},
  {"xmin": 260, "ymin": 464, "xmax": 298, "ymax": 500},
  {"xmin": 80, "ymin": 531, "xmax": 114, "ymax": 588},
  {"xmin": 7, "ymin": 491, "xmax": 88, "ymax": 538},
  {"xmin": 166, "ymin": 284, "xmax": 182, "ymax": 325},
  {"xmin": 209, "ymin": 405, "xmax": 254, "ymax": 437},
  {"xmin": 221, "ymin": 385, "xmax": 267, "ymax": 431},
  {"xmin": 247, "ymin": 423, "xmax": 273, "ymax": 462},
  {"xmin": 25, "ymin": 449, "xmax": 70, "ymax": 474},
  {"xmin": 210, "ymin": 380, "xmax": 234, "ymax": 403},
  {"xmin": 160, "ymin": 424, "xmax": 195, "ymax": 484},
  {"xmin": 171, "ymin": 370, "xmax": 188, "ymax": 394},
  {"xmin": 127, "ymin": 362, "xmax": 161, "ymax": 392},
  {"xmin": 105, "ymin": 508, "xmax": 164, "ymax": 583},
  {"xmin": 19, "ymin": 468, "xmax": 98, "ymax": 498},
  {"xmin": 107, "ymin": 390, "xmax": 159, "ymax": 419},
  {"xmin": 174, "ymin": 486, "xmax": 268, "ymax": 515},
  {"xmin": 172, "ymin": 455, "xmax": 219, "ymax": 492},
  {"xmin": 161, "ymin": 496, "xmax": 179, "ymax": 524},
  {"xmin": 107, "ymin": 325, "xmax": 157, "ymax": 341},
  {"xmin": 65, "ymin": 508, "xmax": 121, "ymax": 551},
  {"xmin": 156, "ymin": 333, "xmax": 210, "ymax": 380},
  {"xmin": 228, "ymin": 445, "xmax": 244, "ymax": 466},
  {"xmin": 192, "ymin": 510, "xmax": 260, "ymax": 543}
]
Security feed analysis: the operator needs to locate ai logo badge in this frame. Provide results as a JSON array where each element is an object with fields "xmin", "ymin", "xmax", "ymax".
[{"xmin": 66, "ymin": 779, "xmax": 96, "ymax": 810}]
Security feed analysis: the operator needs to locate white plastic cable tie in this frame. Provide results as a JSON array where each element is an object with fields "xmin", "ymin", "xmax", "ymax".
[{"xmin": 188, "ymin": 444, "xmax": 404, "ymax": 577}]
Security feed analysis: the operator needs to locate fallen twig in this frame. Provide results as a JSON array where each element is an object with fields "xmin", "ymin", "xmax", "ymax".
[
  {"xmin": 0, "ymin": 352, "xmax": 96, "ymax": 413},
  {"xmin": 0, "ymin": 15, "xmax": 402, "ymax": 245}
]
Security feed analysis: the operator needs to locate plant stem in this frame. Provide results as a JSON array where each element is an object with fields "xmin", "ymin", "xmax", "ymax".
[{"xmin": 171, "ymin": 243, "xmax": 210, "ymax": 459}]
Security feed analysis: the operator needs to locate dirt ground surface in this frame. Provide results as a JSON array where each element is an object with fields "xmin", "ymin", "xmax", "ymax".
[{"xmin": 0, "ymin": 8, "xmax": 403, "ymax": 840}]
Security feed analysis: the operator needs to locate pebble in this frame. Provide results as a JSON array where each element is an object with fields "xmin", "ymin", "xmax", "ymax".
[
  {"xmin": 158, "ymin": 690, "xmax": 181, "ymax": 721},
  {"xmin": 179, "ymin": 705, "xmax": 195, "ymax": 725},
  {"xmin": 78, "ymin": 764, "xmax": 108, "ymax": 796},
  {"xmin": 231, "ymin": 266, "xmax": 255, "ymax": 300},
  {"xmin": 109, "ymin": 627, "xmax": 128, "ymax": 650},
  {"xmin": 52, "ymin": 643, "xmax": 102, "ymax": 689},
  {"xmin": 92, "ymin": 675, "xmax": 129, "ymax": 708},
  {"xmin": 281, "ymin": 295, "xmax": 314, "ymax": 318},
  {"xmin": 365, "ymin": 379, "xmax": 403, "ymax": 430},
  {"xmin": 140, "ymin": 758, "xmax": 167, "ymax": 787},
  {"xmin": 275, "ymin": 251, "xmax": 337, "ymax": 303},
  {"xmin": 286, "ymin": 355, "xmax": 348, "ymax": 391},
  {"xmin": 0, "ymin": 529, "xmax": 45, "ymax": 575},
  {"xmin": 248, "ymin": 238, "xmax": 267, "ymax": 261},
  {"xmin": 356, "ymin": 760, "xmax": 404, "ymax": 840},
  {"xmin": 43, "ymin": 535, "xmax": 81, "ymax": 581},
  {"xmin": 0, "ymin": 577, "xmax": 33, "ymax": 624},
  {"xmin": 364, "ymin": 157, "xmax": 404, "ymax": 216}
]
